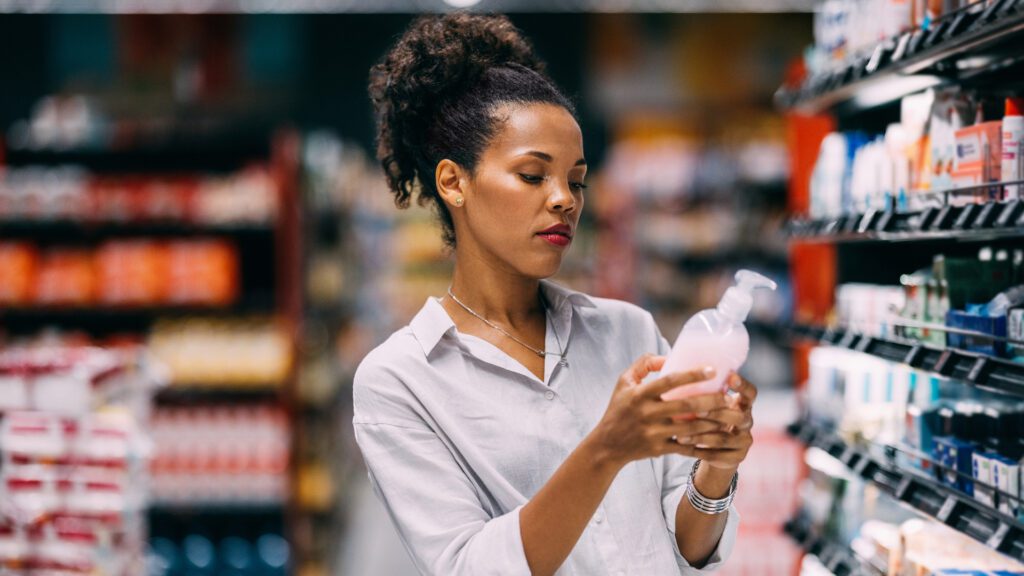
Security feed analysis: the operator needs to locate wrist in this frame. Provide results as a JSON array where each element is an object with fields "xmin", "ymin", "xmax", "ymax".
[
  {"xmin": 579, "ymin": 431, "xmax": 625, "ymax": 477},
  {"xmin": 693, "ymin": 462, "xmax": 737, "ymax": 499}
]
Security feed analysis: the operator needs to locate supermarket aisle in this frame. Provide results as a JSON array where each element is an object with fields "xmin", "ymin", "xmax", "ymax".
[{"xmin": 338, "ymin": 474, "xmax": 419, "ymax": 576}]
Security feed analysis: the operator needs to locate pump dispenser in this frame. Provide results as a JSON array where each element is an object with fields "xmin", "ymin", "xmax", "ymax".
[{"xmin": 661, "ymin": 270, "xmax": 777, "ymax": 402}]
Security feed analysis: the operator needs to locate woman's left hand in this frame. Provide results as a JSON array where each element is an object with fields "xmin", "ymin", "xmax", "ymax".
[{"xmin": 677, "ymin": 373, "xmax": 756, "ymax": 470}]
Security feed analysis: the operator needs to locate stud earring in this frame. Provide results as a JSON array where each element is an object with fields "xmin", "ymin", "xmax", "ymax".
[{"xmin": 454, "ymin": 196, "xmax": 464, "ymax": 207}]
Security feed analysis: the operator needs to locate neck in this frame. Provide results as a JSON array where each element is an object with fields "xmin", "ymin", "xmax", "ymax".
[{"xmin": 447, "ymin": 254, "xmax": 544, "ymax": 328}]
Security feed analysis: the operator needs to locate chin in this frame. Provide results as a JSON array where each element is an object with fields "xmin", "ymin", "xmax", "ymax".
[{"xmin": 517, "ymin": 254, "xmax": 564, "ymax": 280}]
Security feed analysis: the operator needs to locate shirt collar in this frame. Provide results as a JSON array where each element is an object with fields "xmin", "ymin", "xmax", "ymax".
[{"xmin": 408, "ymin": 279, "xmax": 595, "ymax": 357}]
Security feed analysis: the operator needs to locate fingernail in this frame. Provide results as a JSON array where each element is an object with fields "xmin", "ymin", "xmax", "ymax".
[
  {"xmin": 697, "ymin": 411, "xmax": 709, "ymax": 418},
  {"xmin": 703, "ymin": 366, "xmax": 715, "ymax": 377},
  {"xmin": 677, "ymin": 436, "xmax": 692, "ymax": 444}
]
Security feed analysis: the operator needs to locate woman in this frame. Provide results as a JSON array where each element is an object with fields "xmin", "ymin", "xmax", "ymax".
[{"xmin": 354, "ymin": 13, "xmax": 756, "ymax": 576}]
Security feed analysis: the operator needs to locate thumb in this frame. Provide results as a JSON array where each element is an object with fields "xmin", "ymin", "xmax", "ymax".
[{"xmin": 618, "ymin": 354, "xmax": 666, "ymax": 389}]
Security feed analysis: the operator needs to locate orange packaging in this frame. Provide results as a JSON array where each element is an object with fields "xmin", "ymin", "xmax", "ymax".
[
  {"xmin": 952, "ymin": 121, "xmax": 1002, "ymax": 189},
  {"xmin": 165, "ymin": 240, "xmax": 239, "ymax": 306},
  {"xmin": 0, "ymin": 243, "xmax": 38, "ymax": 305},
  {"xmin": 34, "ymin": 249, "xmax": 97, "ymax": 306},
  {"xmin": 95, "ymin": 240, "xmax": 169, "ymax": 306}
]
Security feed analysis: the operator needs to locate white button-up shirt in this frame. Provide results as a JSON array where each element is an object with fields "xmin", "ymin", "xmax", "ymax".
[{"xmin": 352, "ymin": 279, "xmax": 739, "ymax": 575}]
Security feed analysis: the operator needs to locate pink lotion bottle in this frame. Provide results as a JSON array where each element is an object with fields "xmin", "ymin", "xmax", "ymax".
[{"xmin": 661, "ymin": 270, "xmax": 777, "ymax": 402}]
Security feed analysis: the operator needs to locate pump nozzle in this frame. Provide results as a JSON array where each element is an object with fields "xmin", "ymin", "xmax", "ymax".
[{"xmin": 717, "ymin": 270, "xmax": 778, "ymax": 322}]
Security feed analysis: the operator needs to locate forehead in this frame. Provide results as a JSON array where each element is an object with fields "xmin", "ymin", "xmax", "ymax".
[{"xmin": 485, "ymin": 103, "xmax": 583, "ymax": 158}]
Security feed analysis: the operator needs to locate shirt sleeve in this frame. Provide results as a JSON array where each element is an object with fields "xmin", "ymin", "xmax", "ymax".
[
  {"xmin": 352, "ymin": 362, "xmax": 531, "ymax": 576},
  {"xmin": 647, "ymin": 311, "xmax": 741, "ymax": 574}
]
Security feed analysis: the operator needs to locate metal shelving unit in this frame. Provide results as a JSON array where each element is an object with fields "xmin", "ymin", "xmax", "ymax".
[
  {"xmin": 787, "ymin": 324, "xmax": 1024, "ymax": 398},
  {"xmin": 786, "ymin": 198, "xmax": 1024, "ymax": 244},
  {"xmin": 787, "ymin": 420, "xmax": 1024, "ymax": 562},
  {"xmin": 776, "ymin": 0, "xmax": 1024, "ymax": 114}
]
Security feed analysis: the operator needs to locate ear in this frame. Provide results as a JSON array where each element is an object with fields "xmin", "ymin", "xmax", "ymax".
[{"xmin": 435, "ymin": 159, "xmax": 468, "ymax": 208}]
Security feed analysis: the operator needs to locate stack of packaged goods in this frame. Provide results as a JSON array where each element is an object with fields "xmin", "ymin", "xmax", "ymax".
[
  {"xmin": 810, "ymin": 92, "xmax": 1024, "ymax": 219},
  {"xmin": 0, "ymin": 165, "xmax": 278, "ymax": 226},
  {"xmin": 146, "ymin": 318, "xmax": 292, "ymax": 390},
  {"xmin": 149, "ymin": 405, "xmax": 290, "ymax": 506},
  {"xmin": 0, "ymin": 239, "xmax": 240, "ymax": 309},
  {"xmin": 0, "ymin": 344, "xmax": 161, "ymax": 575}
]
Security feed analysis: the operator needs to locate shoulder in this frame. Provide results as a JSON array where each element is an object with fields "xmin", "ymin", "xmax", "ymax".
[
  {"xmin": 352, "ymin": 327, "xmax": 427, "ymax": 427},
  {"xmin": 582, "ymin": 294, "xmax": 659, "ymax": 333}
]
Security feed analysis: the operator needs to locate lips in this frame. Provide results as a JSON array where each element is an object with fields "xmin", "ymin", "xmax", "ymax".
[{"xmin": 536, "ymin": 223, "xmax": 572, "ymax": 247}]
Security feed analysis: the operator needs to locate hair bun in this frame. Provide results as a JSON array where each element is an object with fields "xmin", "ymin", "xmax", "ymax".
[{"xmin": 371, "ymin": 14, "xmax": 544, "ymax": 115}]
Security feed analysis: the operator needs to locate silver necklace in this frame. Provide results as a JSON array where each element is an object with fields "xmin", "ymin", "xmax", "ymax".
[{"xmin": 446, "ymin": 287, "xmax": 568, "ymax": 368}]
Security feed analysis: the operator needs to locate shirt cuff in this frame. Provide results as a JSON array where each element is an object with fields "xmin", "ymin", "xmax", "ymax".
[
  {"xmin": 460, "ymin": 504, "xmax": 531, "ymax": 576},
  {"xmin": 663, "ymin": 484, "xmax": 741, "ymax": 574}
]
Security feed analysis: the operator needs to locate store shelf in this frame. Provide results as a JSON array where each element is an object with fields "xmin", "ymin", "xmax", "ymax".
[
  {"xmin": 0, "ymin": 220, "xmax": 274, "ymax": 241},
  {"xmin": 786, "ymin": 199, "xmax": 1024, "ymax": 244},
  {"xmin": 0, "ymin": 303, "xmax": 276, "ymax": 335},
  {"xmin": 154, "ymin": 385, "xmax": 285, "ymax": 405},
  {"xmin": 791, "ymin": 324, "xmax": 1024, "ymax": 398},
  {"xmin": 149, "ymin": 501, "xmax": 285, "ymax": 515},
  {"xmin": 788, "ymin": 420, "xmax": 1024, "ymax": 562},
  {"xmin": 782, "ymin": 517, "xmax": 884, "ymax": 576},
  {"xmin": 4, "ymin": 140, "xmax": 271, "ymax": 174},
  {"xmin": 776, "ymin": 0, "xmax": 1024, "ymax": 114}
]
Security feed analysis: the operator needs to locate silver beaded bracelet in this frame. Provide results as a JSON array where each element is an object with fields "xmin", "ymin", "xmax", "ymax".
[{"xmin": 685, "ymin": 459, "xmax": 737, "ymax": 515}]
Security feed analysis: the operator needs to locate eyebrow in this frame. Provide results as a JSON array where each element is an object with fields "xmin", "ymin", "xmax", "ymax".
[{"xmin": 524, "ymin": 150, "xmax": 588, "ymax": 166}]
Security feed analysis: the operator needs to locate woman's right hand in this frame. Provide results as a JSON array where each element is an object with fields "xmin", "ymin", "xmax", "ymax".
[{"xmin": 587, "ymin": 354, "xmax": 731, "ymax": 471}]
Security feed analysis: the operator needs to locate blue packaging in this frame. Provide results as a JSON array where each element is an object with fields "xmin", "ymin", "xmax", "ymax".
[
  {"xmin": 935, "ymin": 436, "xmax": 976, "ymax": 495},
  {"xmin": 946, "ymin": 309, "xmax": 1008, "ymax": 357}
]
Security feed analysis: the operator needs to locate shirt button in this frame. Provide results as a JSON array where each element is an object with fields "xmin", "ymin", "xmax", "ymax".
[
  {"xmin": 544, "ymin": 391, "xmax": 555, "ymax": 401},
  {"xmin": 594, "ymin": 511, "xmax": 604, "ymax": 524}
]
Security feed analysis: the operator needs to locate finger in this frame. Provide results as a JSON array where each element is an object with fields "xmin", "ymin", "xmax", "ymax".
[
  {"xmin": 703, "ymin": 408, "xmax": 753, "ymax": 431},
  {"xmin": 684, "ymin": 432, "xmax": 745, "ymax": 450},
  {"xmin": 651, "ymin": 393, "xmax": 731, "ymax": 419},
  {"xmin": 640, "ymin": 367, "xmax": 717, "ymax": 398},
  {"xmin": 650, "ymin": 420, "xmax": 723, "ymax": 443},
  {"xmin": 662, "ymin": 443, "xmax": 742, "ymax": 461},
  {"xmin": 726, "ymin": 373, "xmax": 758, "ymax": 405},
  {"xmin": 620, "ymin": 354, "xmax": 666, "ymax": 388}
]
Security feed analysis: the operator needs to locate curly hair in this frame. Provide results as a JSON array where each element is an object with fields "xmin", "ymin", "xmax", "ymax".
[{"xmin": 368, "ymin": 13, "xmax": 575, "ymax": 247}]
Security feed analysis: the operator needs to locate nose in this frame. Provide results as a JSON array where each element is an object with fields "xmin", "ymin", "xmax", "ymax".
[{"xmin": 548, "ymin": 183, "xmax": 577, "ymax": 214}]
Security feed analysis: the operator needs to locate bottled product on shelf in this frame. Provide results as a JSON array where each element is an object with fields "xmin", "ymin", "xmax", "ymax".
[
  {"xmin": 0, "ymin": 344, "xmax": 160, "ymax": 575},
  {"xmin": 147, "ymin": 532, "xmax": 289, "ymax": 576},
  {"xmin": 0, "ymin": 164, "xmax": 278, "ymax": 225},
  {"xmin": 791, "ymin": 433, "xmax": 1024, "ymax": 575},
  {"xmin": 0, "ymin": 239, "xmax": 240, "ymax": 308},
  {"xmin": 810, "ymin": 91, "xmax": 1024, "ymax": 218},
  {"xmin": 149, "ymin": 405, "xmax": 289, "ymax": 506},
  {"xmin": 831, "ymin": 247, "xmax": 1024, "ymax": 358},
  {"xmin": 810, "ymin": 0, "xmax": 976, "ymax": 73},
  {"xmin": 147, "ymin": 318, "xmax": 292, "ymax": 388}
]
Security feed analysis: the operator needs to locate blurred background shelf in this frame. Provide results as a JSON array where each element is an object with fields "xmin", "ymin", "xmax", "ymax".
[
  {"xmin": 775, "ymin": 2, "xmax": 1024, "ymax": 115},
  {"xmin": 0, "ymin": 220, "xmax": 275, "ymax": 240}
]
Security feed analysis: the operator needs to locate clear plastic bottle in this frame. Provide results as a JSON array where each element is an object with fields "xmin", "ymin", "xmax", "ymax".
[{"xmin": 661, "ymin": 270, "xmax": 777, "ymax": 401}]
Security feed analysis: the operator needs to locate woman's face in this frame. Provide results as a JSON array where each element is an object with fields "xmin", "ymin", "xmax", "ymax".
[{"xmin": 452, "ymin": 102, "xmax": 586, "ymax": 279}]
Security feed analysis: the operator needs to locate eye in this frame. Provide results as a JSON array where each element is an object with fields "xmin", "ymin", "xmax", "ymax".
[
  {"xmin": 570, "ymin": 181, "xmax": 588, "ymax": 192},
  {"xmin": 518, "ymin": 173, "xmax": 544, "ymax": 184}
]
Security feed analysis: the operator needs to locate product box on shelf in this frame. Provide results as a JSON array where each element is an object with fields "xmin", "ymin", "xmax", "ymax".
[
  {"xmin": 945, "ymin": 310, "xmax": 1007, "ymax": 357},
  {"xmin": 972, "ymin": 451, "xmax": 996, "ymax": 507},
  {"xmin": 1009, "ymin": 309, "xmax": 1024, "ymax": 358},
  {"xmin": 953, "ymin": 121, "xmax": 1003, "ymax": 190},
  {"xmin": 0, "ymin": 345, "xmax": 159, "ymax": 575}
]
